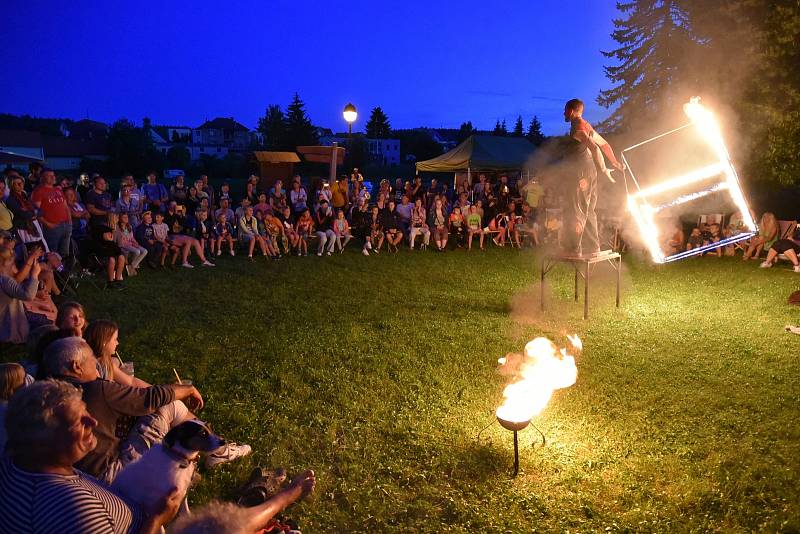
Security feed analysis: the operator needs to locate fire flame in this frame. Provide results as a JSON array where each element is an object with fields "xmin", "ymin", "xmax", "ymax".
[
  {"xmin": 625, "ymin": 97, "xmax": 757, "ymax": 263},
  {"xmin": 495, "ymin": 336, "xmax": 580, "ymax": 424}
]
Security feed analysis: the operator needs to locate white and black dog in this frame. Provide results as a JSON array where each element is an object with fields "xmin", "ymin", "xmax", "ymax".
[{"xmin": 112, "ymin": 420, "xmax": 225, "ymax": 513}]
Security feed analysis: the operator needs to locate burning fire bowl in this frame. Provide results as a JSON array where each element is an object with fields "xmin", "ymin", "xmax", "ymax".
[{"xmin": 496, "ymin": 415, "xmax": 530, "ymax": 432}]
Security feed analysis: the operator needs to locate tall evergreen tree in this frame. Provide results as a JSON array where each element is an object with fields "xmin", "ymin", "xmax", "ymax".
[
  {"xmin": 493, "ymin": 120, "xmax": 507, "ymax": 136},
  {"xmin": 598, "ymin": 1, "xmax": 702, "ymax": 130},
  {"xmin": 526, "ymin": 115, "xmax": 545, "ymax": 146},
  {"xmin": 258, "ymin": 105, "xmax": 288, "ymax": 150},
  {"xmin": 284, "ymin": 93, "xmax": 318, "ymax": 148},
  {"xmin": 365, "ymin": 107, "xmax": 392, "ymax": 138},
  {"xmin": 512, "ymin": 116, "xmax": 524, "ymax": 137},
  {"xmin": 457, "ymin": 121, "xmax": 476, "ymax": 143}
]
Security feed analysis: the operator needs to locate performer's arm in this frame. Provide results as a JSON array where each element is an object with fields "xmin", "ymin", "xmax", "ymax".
[
  {"xmin": 592, "ymin": 131, "xmax": 624, "ymax": 171},
  {"xmin": 575, "ymin": 130, "xmax": 618, "ymax": 183}
]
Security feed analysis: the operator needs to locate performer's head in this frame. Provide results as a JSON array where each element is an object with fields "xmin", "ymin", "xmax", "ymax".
[{"xmin": 564, "ymin": 98, "xmax": 584, "ymax": 122}]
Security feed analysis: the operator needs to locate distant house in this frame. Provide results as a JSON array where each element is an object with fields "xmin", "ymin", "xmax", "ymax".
[
  {"xmin": 0, "ymin": 130, "xmax": 45, "ymax": 161},
  {"xmin": 0, "ymin": 129, "xmax": 107, "ymax": 171},
  {"xmin": 149, "ymin": 117, "xmax": 261, "ymax": 162},
  {"xmin": 66, "ymin": 119, "xmax": 109, "ymax": 141},
  {"xmin": 320, "ymin": 135, "xmax": 401, "ymax": 167},
  {"xmin": 194, "ymin": 117, "xmax": 253, "ymax": 150},
  {"xmin": 41, "ymin": 136, "xmax": 107, "ymax": 171}
]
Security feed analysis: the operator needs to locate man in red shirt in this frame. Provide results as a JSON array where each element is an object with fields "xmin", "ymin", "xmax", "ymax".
[
  {"xmin": 562, "ymin": 98, "xmax": 624, "ymax": 255},
  {"xmin": 32, "ymin": 168, "xmax": 72, "ymax": 257}
]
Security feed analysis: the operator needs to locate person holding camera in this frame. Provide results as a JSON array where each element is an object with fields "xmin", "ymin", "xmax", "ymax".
[{"xmin": 0, "ymin": 246, "xmax": 46, "ymax": 343}]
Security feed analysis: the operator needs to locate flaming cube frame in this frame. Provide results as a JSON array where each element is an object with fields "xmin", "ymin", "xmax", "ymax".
[{"xmin": 622, "ymin": 98, "xmax": 758, "ymax": 263}]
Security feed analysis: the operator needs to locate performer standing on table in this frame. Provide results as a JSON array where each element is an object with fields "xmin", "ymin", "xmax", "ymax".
[{"xmin": 563, "ymin": 98, "xmax": 624, "ymax": 255}]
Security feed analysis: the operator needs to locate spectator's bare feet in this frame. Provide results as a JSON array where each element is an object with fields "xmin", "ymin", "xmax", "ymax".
[{"xmin": 289, "ymin": 470, "xmax": 316, "ymax": 501}]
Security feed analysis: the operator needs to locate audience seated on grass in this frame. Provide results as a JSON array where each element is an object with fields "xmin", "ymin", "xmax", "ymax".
[
  {"xmin": 1, "ymin": 169, "xmax": 793, "ymax": 311},
  {"xmin": 42, "ymin": 336, "xmax": 251, "ymax": 482}
]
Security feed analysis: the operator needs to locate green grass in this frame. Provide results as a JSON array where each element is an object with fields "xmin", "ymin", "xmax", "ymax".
[{"xmin": 7, "ymin": 249, "xmax": 800, "ymax": 532}]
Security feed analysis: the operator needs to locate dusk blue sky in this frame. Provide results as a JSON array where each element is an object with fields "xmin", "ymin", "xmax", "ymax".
[{"xmin": 4, "ymin": 0, "xmax": 619, "ymax": 136}]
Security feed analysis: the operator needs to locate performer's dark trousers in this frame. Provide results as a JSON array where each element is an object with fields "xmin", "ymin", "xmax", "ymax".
[{"xmin": 568, "ymin": 165, "xmax": 599, "ymax": 254}]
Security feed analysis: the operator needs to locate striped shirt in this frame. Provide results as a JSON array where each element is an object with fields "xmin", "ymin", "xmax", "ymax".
[{"xmin": 0, "ymin": 456, "xmax": 142, "ymax": 534}]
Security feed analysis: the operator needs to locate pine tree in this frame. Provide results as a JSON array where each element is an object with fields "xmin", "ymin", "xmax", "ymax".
[
  {"xmin": 598, "ymin": 0, "xmax": 702, "ymax": 130},
  {"xmin": 512, "ymin": 116, "xmax": 524, "ymax": 137},
  {"xmin": 457, "ymin": 121, "xmax": 476, "ymax": 143},
  {"xmin": 284, "ymin": 93, "xmax": 318, "ymax": 148},
  {"xmin": 493, "ymin": 120, "xmax": 507, "ymax": 136},
  {"xmin": 526, "ymin": 116, "xmax": 545, "ymax": 146},
  {"xmin": 365, "ymin": 107, "xmax": 392, "ymax": 139},
  {"xmin": 258, "ymin": 105, "xmax": 287, "ymax": 150}
]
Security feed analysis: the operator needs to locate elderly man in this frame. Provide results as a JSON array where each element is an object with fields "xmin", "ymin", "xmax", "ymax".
[
  {"xmin": 43, "ymin": 337, "xmax": 248, "ymax": 482},
  {"xmin": 0, "ymin": 379, "xmax": 181, "ymax": 533}
]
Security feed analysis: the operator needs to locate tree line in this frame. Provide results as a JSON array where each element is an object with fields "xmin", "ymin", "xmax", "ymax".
[{"xmin": 600, "ymin": 0, "xmax": 800, "ymax": 185}]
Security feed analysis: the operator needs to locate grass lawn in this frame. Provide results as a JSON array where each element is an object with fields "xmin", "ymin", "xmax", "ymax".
[{"xmin": 6, "ymin": 248, "xmax": 800, "ymax": 532}]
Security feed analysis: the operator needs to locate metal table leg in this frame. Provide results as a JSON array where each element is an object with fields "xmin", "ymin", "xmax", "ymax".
[
  {"xmin": 540, "ymin": 257, "xmax": 546, "ymax": 312},
  {"xmin": 574, "ymin": 266, "xmax": 579, "ymax": 302},
  {"xmin": 584, "ymin": 262, "xmax": 590, "ymax": 320}
]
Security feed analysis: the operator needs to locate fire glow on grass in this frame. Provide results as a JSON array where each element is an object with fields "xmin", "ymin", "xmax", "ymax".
[
  {"xmin": 624, "ymin": 97, "xmax": 758, "ymax": 263},
  {"xmin": 496, "ymin": 336, "xmax": 581, "ymax": 425}
]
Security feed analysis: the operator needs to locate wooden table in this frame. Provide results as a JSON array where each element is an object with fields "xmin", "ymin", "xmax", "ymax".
[{"xmin": 540, "ymin": 251, "xmax": 622, "ymax": 320}]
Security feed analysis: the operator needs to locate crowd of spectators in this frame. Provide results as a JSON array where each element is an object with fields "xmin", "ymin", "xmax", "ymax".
[
  {"xmin": 1, "ymin": 166, "xmax": 547, "ymax": 277},
  {"xmin": 660, "ymin": 210, "xmax": 800, "ymax": 271}
]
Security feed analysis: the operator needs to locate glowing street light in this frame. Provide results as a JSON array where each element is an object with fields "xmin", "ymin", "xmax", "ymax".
[{"xmin": 343, "ymin": 103, "xmax": 357, "ymax": 135}]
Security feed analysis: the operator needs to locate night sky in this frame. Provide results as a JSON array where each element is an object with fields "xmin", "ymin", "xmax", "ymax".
[{"xmin": 4, "ymin": 0, "xmax": 618, "ymax": 135}]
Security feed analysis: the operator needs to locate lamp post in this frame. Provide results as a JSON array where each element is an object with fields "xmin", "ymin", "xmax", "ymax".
[{"xmin": 343, "ymin": 103, "xmax": 357, "ymax": 137}]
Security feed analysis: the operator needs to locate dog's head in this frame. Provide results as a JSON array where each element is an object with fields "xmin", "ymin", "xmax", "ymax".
[{"xmin": 163, "ymin": 420, "xmax": 225, "ymax": 453}]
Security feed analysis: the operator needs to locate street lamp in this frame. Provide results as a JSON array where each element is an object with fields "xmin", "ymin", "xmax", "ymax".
[{"xmin": 343, "ymin": 103, "xmax": 357, "ymax": 136}]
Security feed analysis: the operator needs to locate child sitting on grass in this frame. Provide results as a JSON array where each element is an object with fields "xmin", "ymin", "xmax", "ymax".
[
  {"xmin": 152, "ymin": 212, "xmax": 179, "ymax": 267},
  {"xmin": 114, "ymin": 213, "xmax": 147, "ymax": 276},
  {"xmin": 295, "ymin": 209, "xmax": 314, "ymax": 257},
  {"xmin": 264, "ymin": 211, "xmax": 288, "ymax": 255},
  {"xmin": 89, "ymin": 217, "xmax": 127, "ymax": 287},
  {"xmin": 333, "ymin": 209, "xmax": 352, "ymax": 253},
  {"xmin": 370, "ymin": 205, "xmax": 384, "ymax": 253},
  {"xmin": 277, "ymin": 206, "xmax": 299, "ymax": 253},
  {"xmin": 214, "ymin": 213, "xmax": 236, "ymax": 256},
  {"xmin": 686, "ymin": 227, "xmax": 704, "ymax": 253},
  {"xmin": 708, "ymin": 223, "xmax": 723, "ymax": 257},
  {"xmin": 466, "ymin": 205, "xmax": 484, "ymax": 250},
  {"xmin": 449, "ymin": 206, "xmax": 466, "ymax": 248},
  {"xmin": 194, "ymin": 209, "xmax": 215, "ymax": 256}
]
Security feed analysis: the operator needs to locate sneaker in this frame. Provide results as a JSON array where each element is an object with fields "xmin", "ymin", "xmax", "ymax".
[
  {"xmin": 362, "ymin": 249, "xmax": 369, "ymax": 256},
  {"xmin": 205, "ymin": 442, "xmax": 252, "ymax": 469},
  {"xmin": 182, "ymin": 262, "xmax": 194, "ymax": 269},
  {"xmin": 217, "ymin": 249, "xmax": 222, "ymax": 256},
  {"xmin": 760, "ymin": 261, "xmax": 772, "ymax": 268},
  {"xmin": 230, "ymin": 250, "xmax": 236, "ymax": 256},
  {"xmin": 794, "ymin": 265, "xmax": 800, "ymax": 273},
  {"xmin": 327, "ymin": 251, "xmax": 332, "ymax": 256},
  {"xmin": 202, "ymin": 260, "xmax": 215, "ymax": 267},
  {"xmin": 317, "ymin": 252, "xmax": 322, "ymax": 257}
]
